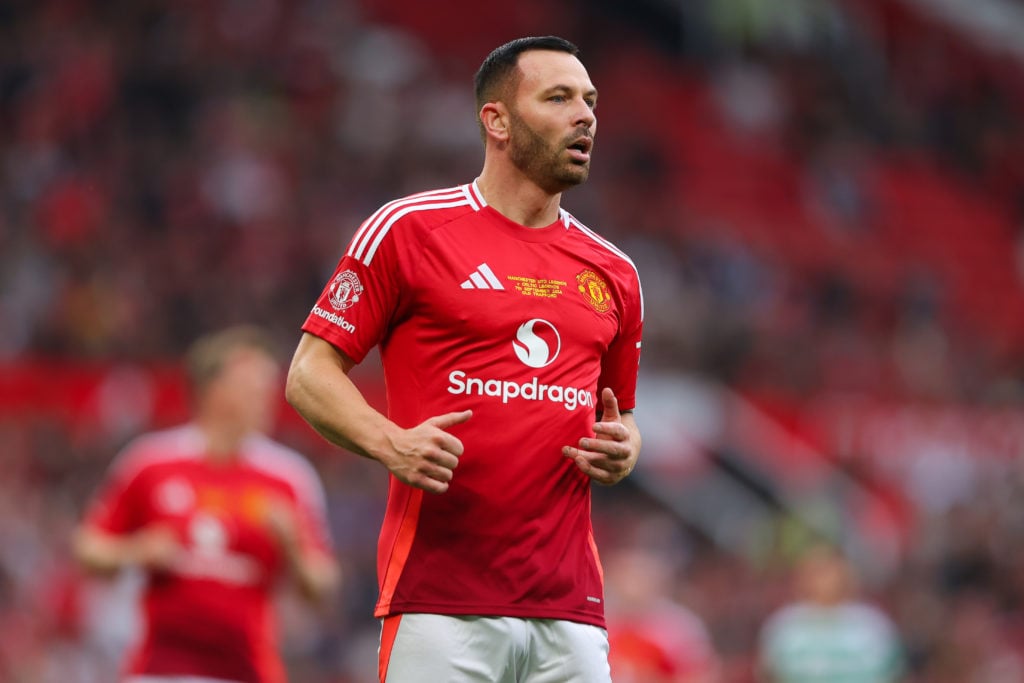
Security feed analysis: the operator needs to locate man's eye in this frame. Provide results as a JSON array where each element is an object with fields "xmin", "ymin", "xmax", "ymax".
[{"xmin": 549, "ymin": 95, "xmax": 566, "ymax": 103}]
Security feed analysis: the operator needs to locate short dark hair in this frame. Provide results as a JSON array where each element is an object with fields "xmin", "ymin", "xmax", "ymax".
[
  {"xmin": 185, "ymin": 325, "xmax": 278, "ymax": 395},
  {"xmin": 473, "ymin": 36, "xmax": 580, "ymax": 119}
]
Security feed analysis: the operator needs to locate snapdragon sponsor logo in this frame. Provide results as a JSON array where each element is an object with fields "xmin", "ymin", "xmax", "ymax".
[
  {"xmin": 446, "ymin": 318, "xmax": 593, "ymax": 411},
  {"xmin": 312, "ymin": 305, "xmax": 356, "ymax": 333},
  {"xmin": 514, "ymin": 319, "xmax": 560, "ymax": 368},
  {"xmin": 447, "ymin": 370, "xmax": 594, "ymax": 411},
  {"xmin": 175, "ymin": 550, "xmax": 263, "ymax": 586}
]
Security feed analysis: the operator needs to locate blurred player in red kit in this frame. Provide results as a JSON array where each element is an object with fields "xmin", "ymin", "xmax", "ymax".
[
  {"xmin": 286, "ymin": 35, "xmax": 644, "ymax": 683},
  {"xmin": 604, "ymin": 546, "xmax": 720, "ymax": 683},
  {"xmin": 74, "ymin": 325, "xmax": 340, "ymax": 683}
]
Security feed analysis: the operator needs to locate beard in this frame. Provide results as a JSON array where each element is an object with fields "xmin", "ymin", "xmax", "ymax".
[{"xmin": 507, "ymin": 111, "xmax": 591, "ymax": 193}]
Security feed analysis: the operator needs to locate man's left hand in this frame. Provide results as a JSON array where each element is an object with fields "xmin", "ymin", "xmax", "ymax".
[{"xmin": 563, "ymin": 388, "xmax": 641, "ymax": 485}]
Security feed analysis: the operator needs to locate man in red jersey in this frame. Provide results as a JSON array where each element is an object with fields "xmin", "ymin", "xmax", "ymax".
[
  {"xmin": 604, "ymin": 546, "xmax": 720, "ymax": 683},
  {"xmin": 287, "ymin": 36, "xmax": 642, "ymax": 682},
  {"xmin": 74, "ymin": 326, "xmax": 340, "ymax": 683}
]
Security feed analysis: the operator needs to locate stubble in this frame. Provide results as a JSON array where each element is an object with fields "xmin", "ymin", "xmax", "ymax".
[{"xmin": 507, "ymin": 111, "xmax": 591, "ymax": 194}]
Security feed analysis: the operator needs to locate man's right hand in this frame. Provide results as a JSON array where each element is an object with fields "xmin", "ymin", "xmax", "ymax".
[
  {"xmin": 380, "ymin": 410, "xmax": 473, "ymax": 494},
  {"xmin": 74, "ymin": 523, "xmax": 183, "ymax": 576},
  {"xmin": 287, "ymin": 334, "xmax": 472, "ymax": 493}
]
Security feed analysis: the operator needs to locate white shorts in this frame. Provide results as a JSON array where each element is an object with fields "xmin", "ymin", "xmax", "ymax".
[{"xmin": 379, "ymin": 613, "xmax": 611, "ymax": 683}]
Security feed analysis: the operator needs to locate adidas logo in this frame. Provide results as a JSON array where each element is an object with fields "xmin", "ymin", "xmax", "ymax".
[{"xmin": 460, "ymin": 263, "xmax": 505, "ymax": 290}]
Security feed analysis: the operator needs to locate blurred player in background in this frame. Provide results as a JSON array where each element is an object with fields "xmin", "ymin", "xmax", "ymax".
[
  {"xmin": 73, "ymin": 325, "xmax": 340, "ymax": 683},
  {"xmin": 757, "ymin": 544, "xmax": 905, "ymax": 683},
  {"xmin": 286, "ymin": 35, "xmax": 643, "ymax": 682},
  {"xmin": 604, "ymin": 545, "xmax": 720, "ymax": 683}
]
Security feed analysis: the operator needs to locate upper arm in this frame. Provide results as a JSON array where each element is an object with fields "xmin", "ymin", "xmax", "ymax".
[
  {"xmin": 82, "ymin": 445, "xmax": 151, "ymax": 535},
  {"xmin": 290, "ymin": 332, "xmax": 356, "ymax": 375}
]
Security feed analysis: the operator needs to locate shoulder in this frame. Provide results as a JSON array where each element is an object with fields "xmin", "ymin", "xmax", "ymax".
[
  {"xmin": 242, "ymin": 435, "xmax": 327, "ymax": 503},
  {"xmin": 106, "ymin": 424, "xmax": 203, "ymax": 483},
  {"xmin": 562, "ymin": 209, "xmax": 644, "ymax": 311},
  {"xmin": 843, "ymin": 602, "xmax": 898, "ymax": 631},
  {"xmin": 562, "ymin": 210, "xmax": 638, "ymax": 274},
  {"xmin": 347, "ymin": 184, "xmax": 483, "ymax": 266}
]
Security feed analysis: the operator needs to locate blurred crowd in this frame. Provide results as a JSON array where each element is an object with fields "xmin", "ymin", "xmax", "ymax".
[{"xmin": 3, "ymin": 0, "xmax": 1024, "ymax": 680}]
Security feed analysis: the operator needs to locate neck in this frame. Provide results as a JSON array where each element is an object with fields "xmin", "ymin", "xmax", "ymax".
[
  {"xmin": 195, "ymin": 414, "xmax": 247, "ymax": 461},
  {"xmin": 476, "ymin": 163, "xmax": 562, "ymax": 228}
]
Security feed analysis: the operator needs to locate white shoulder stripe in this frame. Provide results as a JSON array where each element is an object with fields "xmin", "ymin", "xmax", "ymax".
[
  {"xmin": 566, "ymin": 215, "xmax": 631, "ymax": 261},
  {"xmin": 357, "ymin": 187, "xmax": 461, "ymax": 240},
  {"xmin": 361, "ymin": 198, "xmax": 472, "ymax": 266},
  {"xmin": 350, "ymin": 188, "xmax": 466, "ymax": 264},
  {"xmin": 567, "ymin": 216, "xmax": 645, "ymax": 322},
  {"xmin": 108, "ymin": 425, "xmax": 203, "ymax": 482}
]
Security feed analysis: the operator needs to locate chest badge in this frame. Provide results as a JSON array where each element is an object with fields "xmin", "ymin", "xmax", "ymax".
[{"xmin": 576, "ymin": 269, "xmax": 612, "ymax": 313}]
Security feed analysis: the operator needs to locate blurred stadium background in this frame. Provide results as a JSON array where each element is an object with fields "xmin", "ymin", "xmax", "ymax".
[{"xmin": 3, "ymin": 0, "xmax": 1024, "ymax": 680}]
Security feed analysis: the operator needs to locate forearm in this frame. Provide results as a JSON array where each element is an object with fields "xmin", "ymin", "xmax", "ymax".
[
  {"xmin": 287, "ymin": 332, "xmax": 472, "ymax": 493},
  {"xmin": 285, "ymin": 333, "xmax": 397, "ymax": 462},
  {"xmin": 73, "ymin": 527, "xmax": 147, "ymax": 576},
  {"xmin": 285, "ymin": 545, "xmax": 341, "ymax": 604}
]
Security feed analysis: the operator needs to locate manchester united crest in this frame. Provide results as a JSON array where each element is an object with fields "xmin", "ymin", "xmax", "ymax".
[
  {"xmin": 576, "ymin": 269, "xmax": 612, "ymax": 313},
  {"xmin": 328, "ymin": 269, "xmax": 364, "ymax": 311}
]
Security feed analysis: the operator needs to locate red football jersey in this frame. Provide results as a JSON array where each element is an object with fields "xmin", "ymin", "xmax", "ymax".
[
  {"xmin": 83, "ymin": 424, "xmax": 333, "ymax": 683},
  {"xmin": 302, "ymin": 182, "xmax": 643, "ymax": 627},
  {"xmin": 608, "ymin": 605, "xmax": 720, "ymax": 682}
]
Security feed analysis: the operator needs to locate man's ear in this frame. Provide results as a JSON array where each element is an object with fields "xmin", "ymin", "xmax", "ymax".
[{"xmin": 480, "ymin": 102, "xmax": 510, "ymax": 142}]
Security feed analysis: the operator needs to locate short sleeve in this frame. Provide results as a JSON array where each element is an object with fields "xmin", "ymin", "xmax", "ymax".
[
  {"xmin": 598, "ymin": 264, "xmax": 643, "ymax": 411},
  {"xmin": 301, "ymin": 210, "xmax": 407, "ymax": 364},
  {"xmin": 82, "ymin": 443, "xmax": 150, "ymax": 535}
]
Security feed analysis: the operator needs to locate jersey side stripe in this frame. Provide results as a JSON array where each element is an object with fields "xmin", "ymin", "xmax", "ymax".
[
  {"xmin": 567, "ymin": 216, "xmax": 646, "ymax": 321},
  {"xmin": 377, "ymin": 489, "xmax": 425, "ymax": 615},
  {"xmin": 361, "ymin": 198, "xmax": 471, "ymax": 266},
  {"xmin": 348, "ymin": 188, "xmax": 465, "ymax": 261}
]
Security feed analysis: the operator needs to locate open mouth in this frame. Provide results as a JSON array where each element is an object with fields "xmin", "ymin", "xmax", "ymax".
[
  {"xmin": 567, "ymin": 137, "xmax": 593, "ymax": 161},
  {"xmin": 568, "ymin": 137, "xmax": 593, "ymax": 154}
]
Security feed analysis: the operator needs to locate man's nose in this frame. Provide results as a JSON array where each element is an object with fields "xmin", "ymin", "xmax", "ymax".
[{"xmin": 573, "ymin": 100, "xmax": 595, "ymax": 129}]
